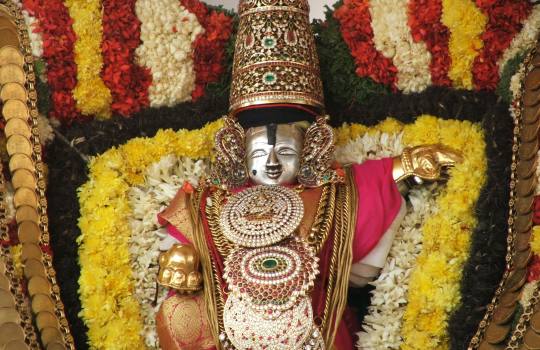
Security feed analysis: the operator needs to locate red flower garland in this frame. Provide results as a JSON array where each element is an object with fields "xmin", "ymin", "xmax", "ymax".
[
  {"xmin": 101, "ymin": 0, "xmax": 152, "ymax": 117},
  {"xmin": 23, "ymin": 0, "xmax": 80, "ymax": 122},
  {"xmin": 407, "ymin": 0, "xmax": 452, "ymax": 87},
  {"xmin": 180, "ymin": 0, "xmax": 233, "ymax": 101},
  {"xmin": 334, "ymin": 0, "xmax": 398, "ymax": 89},
  {"xmin": 472, "ymin": 0, "xmax": 532, "ymax": 90},
  {"xmin": 534, "ymin": 196, "xmax": 540, "ymax": 225}
]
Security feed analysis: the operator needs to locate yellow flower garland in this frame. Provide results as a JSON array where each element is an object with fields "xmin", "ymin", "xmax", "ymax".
[
  {"xmin": 400, "ymin": 116, "xmax": 486, "ymax": 349},
  {"xmin": 78, "ymin": 120, "xmax": 221, "ymax": 349},
  {"xmin": 65, "ymin": 0, "xmax": 112, "ymax": 118},
  {"xmin": 78, "ymin": 116, "xmax": 484, "ymax": 350},
  {"xmin": 441, "ymin": 0, "xmax": 487, "ymax": 89}
]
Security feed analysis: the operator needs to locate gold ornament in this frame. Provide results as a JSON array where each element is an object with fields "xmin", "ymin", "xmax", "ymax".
[
  {"xmin": 229, "ymin": 0, "xmax": 324, "ymax": 114},
  {"xmin": 219, "ymin": 185, "xmax": 304, "ymax": 247},
  {"xmin": 393, "ymin": 144, "xmax": 463, "ymax": 183},
  {"xmin": 157, "ymin": 244, "xmax": 203, "ymax": 293}
]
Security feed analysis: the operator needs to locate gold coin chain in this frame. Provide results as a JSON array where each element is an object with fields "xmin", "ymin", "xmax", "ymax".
[
  {"xmin": 0, "ymin": 160, "xmax": 40, "ymax": 349},
  {"xmin": 468, "ymin": 45, "xmax": 535, "ymax": 349},
  {"xmin": 0, "ymin": 1, "xmax": 75, "ymax": 349}
]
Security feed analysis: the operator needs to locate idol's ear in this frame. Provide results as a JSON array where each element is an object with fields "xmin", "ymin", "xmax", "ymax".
[
  {"xmin": 210, "ymin": 116, "xmax": 249, "ymax": 189},
  {"xmin": 298, "ymin": 116, "xmax": 341, "ymax": 187}
]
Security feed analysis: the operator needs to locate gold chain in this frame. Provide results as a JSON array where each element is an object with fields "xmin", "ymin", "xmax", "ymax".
[
  {"xmin": 468, "ymin": 43, "xmax": 536, "ymax": 350},
  {"xmin": 0, "ymin": 1, "xmax": 75, "ymax": 348}
]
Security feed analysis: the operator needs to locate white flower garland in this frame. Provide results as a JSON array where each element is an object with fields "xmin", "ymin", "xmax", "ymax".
[
  {"xmin": 336, "ymin": 131, "xmax": 439, "ymax": 349},
  {"xmin": 498, "ymin": 5, "xmax": 540, "ymax": 76},
  {"xmin": 135, "ymin": 0, "xmax": 203, "ymax": 107},
  {"xmin": 127, "ymin": 155, "xmax": 208, "ymax": 348},
  {"xmin": 368, "ymin": 0, "xmax": 432, "ymax": 93}
]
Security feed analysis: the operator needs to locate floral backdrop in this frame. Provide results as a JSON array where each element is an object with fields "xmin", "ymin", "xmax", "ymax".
[{"xmin": 5, "ymin": 0, "xmax": 540, "ymax": 349}]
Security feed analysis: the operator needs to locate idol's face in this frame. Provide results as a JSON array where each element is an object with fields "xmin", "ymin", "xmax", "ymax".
[{"xmin": 245, "ymin": 124, "xmax": 304, "ymax": 186}]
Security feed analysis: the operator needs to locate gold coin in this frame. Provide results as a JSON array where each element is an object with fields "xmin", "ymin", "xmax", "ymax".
[
  {"xmin": 5, "ymin": 118, "xmax": 31, "ymax": 139},
  {"xmin": 524, "ymin": 328, "xmax": 540, "ymax": 349},
  {"xmin": 0, "ymin": 16, "xmax": 16, "ymax": 29},
  {"xmin": 516, "ymin": 176, "xmax": 535, "ymax": 198},
  {"xmin": 515, "ymin": 248, "xmax": 532, "ymax": 269},
  {"xmin": 506, "ymin": 268, "xmax": 527, "ymax": 292},
  {"xmin": 31, "ymin": 294, "xmax": 55, "ymax": 314},
  {"xmin": 515, "ymin": 212, "xmax": 533, "ymax": 234},
  {"xmin": 9, "ymin": 154, "xmax": 35, "ymax": 173},
  {"xmin": 0, "ymin": 322, "xmax": 25, "ymax": 345},
  {"xmin": 36, "ymin": 311, "xmax": 59, "ymax": 330},
  {"xmin": 20, "ymin": 243, "xmax": 42, "ymax": 262},
  {"xmin": 28, "ymin": 276, "xmax": 51, "ymax": 295},
  {"xmin": 517, "ymin": 157, "xmax": 536, "ymax": 179},
  {"xmin": 12, "ymin": 168, "xmax": 36, "ymax": 190},
  {"xmin": 0, "ymin": 64, "xmax": 25, "ymax": 85},
  {"xmin": 40, "ymin": 327, "xmax": 62, "ymax": 346},
  {"xmin": 0, "ymin": 307, "xmax": 21, "ymax": 326},
  {"xmin": 16, "ymin": 205, "xmax": 39, "ymax": 224},
  {"xmin": 0, "ymin": 28, "xmax": 19, "ymax": 49},
  {"xmin": 6, "ymin": 134, "xmax": 32, "ymax": 156},
  {"xmin": 492, "ymin": 304, "xmax": 515, "ymax": 325},
  {"xmin": 532, "ymin": 311, "xmax": 540, "ymax": 333},
  {"xmin": 2, "ymin": 99, "xmax": 29, "ymax": 121},
  {"xmin": 47, "ymin": 342, "xmax": 66, "ymax": 350},
  {"xmin": 0, "ymin": 273, "xmax": 9, "ymax": 290},
  {"xmin": 484, "ymin": 322, "xmax": 510, "ymax": 344},
  {"xmin": 3, "ymin": 339, "xmax": 29, "ymax": 350},
  {"xmin": 13, "ymin": 187, "xmax": 38, "ymax": 209},
  {"xmin": 23, "ymin": 258, "xmax": 46, "ymax": 279},
  {"xmin": 516, "ymin": 194, "xmax": 534, "ymax": 215},
  {"xmin": 0, "ymin": 82, "xmax": 27, "ymax": 102},
  {"xmin": 0, "ymin": 258, "xmax": 5, "ymax": 274},
  {"xmin": 18, "ymin": 221, "xmax": 40, "ymax": 243},
  {"xmin": 0, "ymin": 46, "xmax": 23, "ymax": 67},
  {"xmin": 0, "ymin": 290, "xmax": 14, "ymax": 308},
  {"xmin": 515, "ymin": 231, "xmax": 532, "ymax": 252}
]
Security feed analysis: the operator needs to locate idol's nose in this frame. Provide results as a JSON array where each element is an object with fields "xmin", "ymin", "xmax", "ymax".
[{"xmin": 265, "ymin": 147, "xmax": 282, "ymax": 179}]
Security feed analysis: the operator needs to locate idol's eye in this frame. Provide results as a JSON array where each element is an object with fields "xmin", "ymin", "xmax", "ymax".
[
  {"xmin": 277, "ymin": 147, "xmax": 298, "ymax": 156},
  {"xmin": 250, "ymin": 149, "xmax": 268, "ymax": 158}
]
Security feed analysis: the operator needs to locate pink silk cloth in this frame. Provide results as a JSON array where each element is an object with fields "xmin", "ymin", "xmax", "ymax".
[{"xmin": 158, "ymin": 157, "xmax": 402, "ymax": 349}]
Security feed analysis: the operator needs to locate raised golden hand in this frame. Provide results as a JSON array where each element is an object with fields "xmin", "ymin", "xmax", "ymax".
[{"xmin": 393, "ymin": 144, "xmax": 463, "ymax": 183}]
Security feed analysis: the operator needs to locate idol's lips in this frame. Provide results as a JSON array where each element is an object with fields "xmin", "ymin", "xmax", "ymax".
[{"xmin": 266, "ymin": 169, "xmax": 282, "ymax": 179}]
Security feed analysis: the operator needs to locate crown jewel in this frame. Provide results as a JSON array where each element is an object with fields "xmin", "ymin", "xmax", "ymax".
[{"xmin": 229, "ymin": 0, "xmax": 325, "ymax": 114}]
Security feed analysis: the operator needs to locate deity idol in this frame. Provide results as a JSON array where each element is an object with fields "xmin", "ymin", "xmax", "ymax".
[{"xmin": 154, "ymin": 1, "xmax": 460, "ymax": 349}]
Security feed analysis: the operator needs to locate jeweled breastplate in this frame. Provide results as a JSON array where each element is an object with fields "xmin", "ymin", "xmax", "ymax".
[{"xmin": 218, "ymin": 185, "xmax": 325, "ymax": 350}]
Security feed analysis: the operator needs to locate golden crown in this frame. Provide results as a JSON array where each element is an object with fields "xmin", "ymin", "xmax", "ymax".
[{"xmin": 229, "ymin": 0, "xmax": 325, "ymax": 114}]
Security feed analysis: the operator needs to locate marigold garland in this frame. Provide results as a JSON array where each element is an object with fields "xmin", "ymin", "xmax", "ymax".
[
  {"xmin": 400, "ymin": 116, "xmax": 486, "ymax": 349},
  {"xmin": 334, "ymin": 0, "xmax": 398, "ymax": 89},
  {"xmin": 472, "ymin": 0, "xmax": 531, "ymax": 90},
  {"xmin": 101, "ymin": 0, "xmax": 152, "ymax": 116},
  {"xmin": 441, "ymin": 0, "xmax": 487, "ymax": 89},
  {"xmin": 78, "ymin": 120, "xmax": 221, "ymax": 349},
  {"xmin": 65, "ymin": 0, "xmax": 112, "ymax": 118},
  {"xmin": 407, "ymin": 0, "xmax": 451, "ymax": 87},
  {"xmin": 22, "ymin": 0, "xmax": 80, "ymax": 121}
]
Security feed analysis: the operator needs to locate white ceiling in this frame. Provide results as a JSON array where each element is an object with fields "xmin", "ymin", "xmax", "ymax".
[{"xmin": 203, "ymin": 0, "xmax": 331, "ymax": 20}]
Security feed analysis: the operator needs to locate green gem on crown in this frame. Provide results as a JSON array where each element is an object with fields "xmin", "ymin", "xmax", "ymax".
[
  {"xmin": 262, "ymin": 36, "xmax": 276, "ymax": 48},
  {"xmin": 263, "ymin": 72, "xmax": 276, "ymax": 85}
]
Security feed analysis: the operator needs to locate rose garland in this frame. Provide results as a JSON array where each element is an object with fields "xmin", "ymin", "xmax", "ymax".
[
  {"xmin": 180, "ymin": 0, "xmax": 234, "ymax": 101},
  {"xmin": 472, "ymin": 1, "xmax": 531, "ymax": 90},
  {"xmin": 22, "ymin": 0, "xmax": 80, "ymax": 121},
  {"xmin": 441, "ymin": 0, "xmax": 487, "ymax": 89},
  {"xmin": 498, "ymin": 5, "xmax": 540, "ymax": 76},
  {"xmin": 400, "ymin": 116, "xmax": 486, "ymax": 349},
  {"xmin": 369, "ymin": 0, "xmax": 432, "ymax": 93},
  {"xmin": 127, "ymin": 155, "xmax": 209, "ymax": 348},
  {"xmin": 101, "ymin": 0, "xmax": 152, "ymax": 117},
  {"xmin": 407, "ymin": 0, "xmax": 451, "ymax": 87},
  {"xmin": 64, "ymin": 0, "xmax": 112, "ymax": 119},
  {"xmin": 334, "ymin": 0, "xmax": 398, "ymax": 89},
  {"xmin": 135, "ymin": 0, "xmax": 203, "ymax": 108}
]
